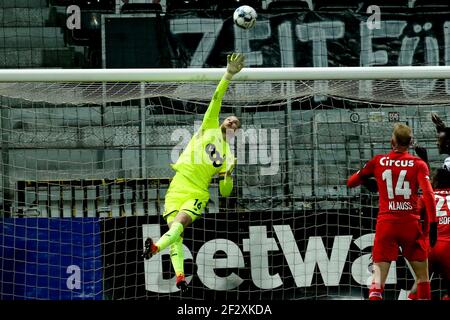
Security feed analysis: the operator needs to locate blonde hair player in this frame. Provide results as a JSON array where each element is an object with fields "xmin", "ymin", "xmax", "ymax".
[{"xmin": 347, "ymin": 123, "xmax": 436, "ymax": 300}]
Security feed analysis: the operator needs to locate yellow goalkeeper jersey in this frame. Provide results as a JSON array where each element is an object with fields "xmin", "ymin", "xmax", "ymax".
[{"xmin": 171, "ymin": 78, "xmax": 235, "ymax": 192}]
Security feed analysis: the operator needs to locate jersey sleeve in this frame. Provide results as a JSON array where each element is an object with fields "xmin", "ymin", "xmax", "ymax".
[
  {"xmin": 417, "ymin": 160, "xmax": 437, "ymax": 223},
  {"xmin": 219, "ymin": 153, "xmax": 235, "ymax": 197},
  {"xmin": 417, "ymin": 196, "xmax": 425, "ymax": 213},
  {"xmin": 347, "ymin": 157, "xmax": 376, "ymax": 188},
  {"xmin": 201, "ymin": 78, "xmax": 230, "ymax": 130},
  {"xmin": 219, "ymin": 175, "xmax": 233, "ymax": 197}
]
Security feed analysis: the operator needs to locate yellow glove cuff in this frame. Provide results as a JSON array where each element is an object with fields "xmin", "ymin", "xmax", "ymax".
[{"xmin": 219, "ymin": 176, "xmax": 233, "ymax": 197}]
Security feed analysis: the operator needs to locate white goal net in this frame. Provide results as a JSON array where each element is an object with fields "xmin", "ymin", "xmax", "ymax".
[{"xmin": 0, "ymin": 67, "xmax": 449, "ymax": 300}]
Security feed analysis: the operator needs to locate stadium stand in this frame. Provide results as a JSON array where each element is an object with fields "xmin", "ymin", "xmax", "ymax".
[
  {"xmin": 360, "ymin": 1, "xmax": 412, "ymax": 13},
  {"xmin": 216, "ymin": 0, "xmax": 262, "ymax": 10},
  {"xmin": 50, "ymin": 0, "xmax": 115, "ymax": 10},
  {"xmin": 166, "ymin": 0, "xmax": 212, "ymax": 12},
  {"xmin": 313, "ymin": 0, "xmax": 362, "ymax": 11},
  {"xmin": 414, "ymin": 0, "xmax": 450, "ymax": 11},
  {"xmin": 120, "ymin": 2, "xmax": 163, "ymax": 13},
  {"xmin": 0, "ymin": 0, "xmax": 82, "ymax": 68},
  {"xmin": 267, "ymin": 0, "xmax": 310, "ymax": 13}
]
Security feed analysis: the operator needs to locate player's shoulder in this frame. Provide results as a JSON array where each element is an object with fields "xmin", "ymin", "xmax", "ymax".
[
  {"xmin": 398, "ymin": 152, "xmax": 425, "ymax": 164},
  {"xmin": 409, "ymin": 154, "xmax": 427, "ymax": 166},
  {"xmin": 370, "ymin": 154, "xmax": 384, "ymax": 161},
  {"xmin": 403, "ymin": 156, "xmax": 428, "ymax": 172},
  {"xmin": 368, "ymin": 153, "xmax": 385, "ymax": 165},
  {"xmin": 360, "ymin": 154, "xmax": 381, "ymax": 168}
]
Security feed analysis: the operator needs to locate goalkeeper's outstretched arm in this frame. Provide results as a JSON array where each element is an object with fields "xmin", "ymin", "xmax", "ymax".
[{"xmin": 201, "ymin": 53, "xmax": 245, "ymax": 130}]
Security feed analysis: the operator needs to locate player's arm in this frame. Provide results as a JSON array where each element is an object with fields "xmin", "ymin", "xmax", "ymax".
[
  {"xmin": 201, "ymin": 53, "xmax": 245, "ymax": 130},
  {"xmin": 219, "ymin": 173, "xmax": 233, "ymax": 197},
  {"xmin": 417, "ymin": 161, "xmax": 438, "ymax": 247},
  {"xmin": 414, "ymin": 144, "xmax": 429, "ymax": 168},
  {"xmin": 347, "ymin": 158, "xmax": 376, "ymax": 189},
  {"xmin": 417, "ymin": 196, "xmax": 428, "ymax": 232}
]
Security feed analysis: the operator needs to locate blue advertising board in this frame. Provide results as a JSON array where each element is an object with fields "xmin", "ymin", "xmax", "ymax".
[{"xmin": 0, "ymin": 218, "xmax": 103, "ymax": 300}]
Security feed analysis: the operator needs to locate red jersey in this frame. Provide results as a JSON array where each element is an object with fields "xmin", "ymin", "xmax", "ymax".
[
  {"xmin": 347, "ymin": 150, "xmax": 436, "ymax": 223},
  {"xmin": 420, "ymin": 189, "xmax": 450, "ymax": 241}
]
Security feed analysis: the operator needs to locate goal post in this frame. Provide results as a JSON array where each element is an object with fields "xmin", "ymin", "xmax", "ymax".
[
  {"xmin": 0, "ymin": 66, "xmax": 449, "ymax": 300},
  {"xmin": 0, "ymin": 66, "xmax": 449, "ymax": 81},
  {"xmin": 0, "ymin": 66, "xmax": 449, "ymax": 106}
]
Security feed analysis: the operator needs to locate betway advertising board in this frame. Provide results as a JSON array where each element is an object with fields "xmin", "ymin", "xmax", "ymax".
[{"xmin": 102, "ymin": 210, "xmax": 417, "ymax": 300}]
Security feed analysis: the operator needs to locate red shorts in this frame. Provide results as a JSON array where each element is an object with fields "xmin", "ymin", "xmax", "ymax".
[
  {"xmin": 429, "ymin": 240, "xmax": 450, "ymax": 280},
  {"xmin": 372, "ymin": 220, "xmax": 428, "ymax": 262}
]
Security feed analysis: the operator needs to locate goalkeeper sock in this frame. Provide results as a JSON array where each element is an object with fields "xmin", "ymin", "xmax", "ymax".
[
  {"xmin": 369, "ymin": 282, "xmax": 384, "ymax": 300},
  {"xmin": 417, "ymin": 281, "xmax": 431, "ymax": 300},
  {"xmin": 170, "ymin": 237, "xmax": 185, "ymax": 277},
  {"xmin": 156, "ymin": 222, "xmax": 184, "ymax": 252}
]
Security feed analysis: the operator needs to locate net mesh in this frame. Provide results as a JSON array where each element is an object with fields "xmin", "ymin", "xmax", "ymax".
[
  {"xmin": 0, "ymin": 79, "xmax": 449, "ymax": 105},
  {"xmin": 0, "ymin": 78, "xmax": 449, "ymax": 300},
  {"xmin": 1, "ymin": 0, "xmax": 450, "ymax": 302}
]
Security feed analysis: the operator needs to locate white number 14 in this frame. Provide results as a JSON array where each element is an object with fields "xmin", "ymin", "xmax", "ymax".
[{"xmin": 381, "ymin": 169, "xmax": 411, "ymax": 199}]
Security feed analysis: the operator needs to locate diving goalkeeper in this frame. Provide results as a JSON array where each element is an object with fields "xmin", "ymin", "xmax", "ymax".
[{"xmin": 141, "ymin": 53, "xmax": 244, "ymax": 292}]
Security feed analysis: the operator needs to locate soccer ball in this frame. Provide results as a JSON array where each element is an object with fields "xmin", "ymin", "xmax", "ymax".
[{"xmin": 233, "ymin": 5, "xmax": 257, "ymax": 30}]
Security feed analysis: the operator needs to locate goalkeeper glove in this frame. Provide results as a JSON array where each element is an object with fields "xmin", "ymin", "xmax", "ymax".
[
  {"xmin": 429, "ymin": 222, "xmax": 438, "ymax": 248},
  {"xmin": 225, "ymin": 53, "xmax": 245, "ymax": 79},
  {"xmin": 219, "ymin": 175, "xmax": 233, "ymax": 197}
]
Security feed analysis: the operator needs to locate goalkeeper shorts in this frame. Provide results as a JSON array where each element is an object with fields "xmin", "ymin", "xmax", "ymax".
[{"xmin": 163, "ymin": 172, "xmax": 209, "ymax": 224}]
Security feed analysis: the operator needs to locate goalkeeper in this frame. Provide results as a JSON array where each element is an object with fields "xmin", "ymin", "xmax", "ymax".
[{"xmin": 141, "ymin": 53, "xmax": 244, "ymax": 292}]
